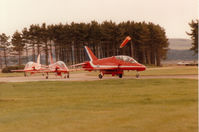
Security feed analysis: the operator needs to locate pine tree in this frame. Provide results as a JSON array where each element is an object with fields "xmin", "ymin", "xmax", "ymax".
[
  {"xmin": 187, "ymin": 20, "xmax": 198, "ymax": 54},
  {"xmin": 12, "ymin": 31, "xmax": 24, "ymax": 66},
  {"xmin": 0, "ymin": 33, "xmax": 10, "ymax": 67}
]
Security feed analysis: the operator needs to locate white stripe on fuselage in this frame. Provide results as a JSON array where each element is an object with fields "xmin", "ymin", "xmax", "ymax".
[
  {"xmin": 85, "ymin": 47, "xmax": 144, "ymax": 69},
  {"xmin": 89, "ymin": 61, "xmax": 145, "ymax": 68}
]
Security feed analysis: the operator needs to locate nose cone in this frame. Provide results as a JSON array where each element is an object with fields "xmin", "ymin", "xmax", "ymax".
[
  {"xmin": 137, "ymin": 63, "xmax": 146, "ymax": 71},
  {"xmin": 141, "ymin": 65, "xmax": 146, "ymax": 71}
]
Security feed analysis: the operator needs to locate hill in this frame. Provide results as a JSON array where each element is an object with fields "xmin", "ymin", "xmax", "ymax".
[
  {"xmin": 168, "ymin": 38, "xmax": 192, "ymax": 50},
  {"xmin": 166, "ymin": 49, "xmax": 197, "ymax": 61},
  {"xmin": 165, "ymin": 38, "xmax": 197, "ymax": 63}
]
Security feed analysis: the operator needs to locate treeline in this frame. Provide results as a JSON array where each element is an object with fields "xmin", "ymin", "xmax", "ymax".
[{"xmin": 0, "ymin": 21, "xmax": 168, "ymax": 67}]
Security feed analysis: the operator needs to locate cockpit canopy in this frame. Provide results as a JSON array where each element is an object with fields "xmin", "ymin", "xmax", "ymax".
[
  {"xmin": 115, "ymin": 56, "xmax": 137, "ymax": 63},
  {"xmin": 25, "ymin": 62, "xmax": 34, "ymax": 68},
  {"xmin": 55, "ymin": 61, "xmax": 67, "ymax": 68}
]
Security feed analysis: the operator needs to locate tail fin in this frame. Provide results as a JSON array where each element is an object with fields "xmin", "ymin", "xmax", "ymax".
[
  {"xmin": 37, "ymin": 54, "xmax": 40, "ymax": 64},
  {"xmin": 49, "ymin": 52, "xmax": 54, "ymax": 64},
  {"xmin": 84, "ymin": 46, "xmax": 98, "ymax": 61}
]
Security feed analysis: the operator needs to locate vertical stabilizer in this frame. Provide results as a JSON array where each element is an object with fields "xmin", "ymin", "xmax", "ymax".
[
  {"xmin": 37, "ymin": 54, "xmax": 40, "ymax": 64},
  {"xmin": 84, "ymin": 46, "xmax": 98, "ymax": 61},
  {"xmin": 49, "ymin": 52, "xmax": 54, "ymax": 64}
]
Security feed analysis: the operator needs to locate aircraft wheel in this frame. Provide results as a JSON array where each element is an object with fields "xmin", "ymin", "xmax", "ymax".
[
  {"xmin": 67, "ymin": 74, "xmax": 70, "ymax": 78},
  {"xmin": 98, "ymin": 74, "xmax": 103, "ymax": 79},
  {"xmin": 136, "ymin": 72, "xmax": 140, "ymax": 78},
  {"xmin": 118, "ymin": 74, "xmax": 123, "ymax": 78},
  {"xmin": 46, "ymin": 76, "xmax": 48, "ymax": 79}
]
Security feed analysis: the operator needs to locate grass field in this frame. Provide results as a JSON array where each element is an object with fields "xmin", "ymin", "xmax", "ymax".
[
  {"xmin": 0, "ymin": 66, "xmax": 197, "ymax": 77},
  {"xmin": 0, "ymin": 72, "xmax": 24, "ymax": 77},
  {"xmin": 0, "ymin": 79, "xmax": 197, "ymax": 132},
  {"xmin": 128, "ymin": 66, "xmax": 198, "ymax": 76},
  {"xmin": 87, "ymin": 66, "xmax": 198, "ymax": 76}
]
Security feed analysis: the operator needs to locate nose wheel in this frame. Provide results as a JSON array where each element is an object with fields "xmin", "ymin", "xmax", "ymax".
[
  {"xmin": 136, "ymin": 71, "xmax": 140, "ymax": 78},
  {"xmin": 98, "ymin": 73, "xmax": 103, "ymax": 79},
  {"xmin": 46, "ymin": 73, "xmax": 49, "ymax": 79}
]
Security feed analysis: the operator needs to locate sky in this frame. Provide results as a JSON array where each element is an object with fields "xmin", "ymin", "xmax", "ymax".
[{"xmin": 0, "ymin": 0, "xmax": 198, "ymax": 39}]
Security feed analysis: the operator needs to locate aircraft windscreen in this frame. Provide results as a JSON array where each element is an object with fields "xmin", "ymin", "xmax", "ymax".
[
  {"xmin": 115, "ymin": 56, "xmax": 137, "ymax": 63},
  {"xmin": 56, "ymin": 61, "xmax": 67, "ymax": 68},
  {"xmin": 25, "ymin": 62, "xmax": 34, "ymax": 68}
]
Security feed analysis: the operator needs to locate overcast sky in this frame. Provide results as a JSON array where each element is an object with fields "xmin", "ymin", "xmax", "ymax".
[{"xmin": 0, "ymin": 0, "xmax": 198, "ymax": 39}]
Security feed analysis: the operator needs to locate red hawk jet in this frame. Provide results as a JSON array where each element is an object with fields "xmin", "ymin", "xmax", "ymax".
[
  {"xmin": 11, "ymin": 54, "xmax": 46, "ymax": 76},
  {"xmin": 12, "ymin": 54, "xmax": 70, "ymax": 79},
  {"xmin": 43, "ymin": 54, "xmax": 70, "ymax": 79},
  {"xmin": 72, "ymin": 46, "xmax": 146, "ymax": 79}
]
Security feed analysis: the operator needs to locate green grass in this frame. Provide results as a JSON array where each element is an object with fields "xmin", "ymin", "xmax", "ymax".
[
  {"xmin": 87, "ymin": 66, "xmax": 198, "ymax": 76},
  {"xmin": 133, "ymin": 66, "xmax": 198, "ymax": 76},
  {"xmin": 0, "ymin": 79, "xmax": 197, "ymax": 132},
  {"xmin": 0, "ymin": 72, "xmax": 24, "ymax": 77},
  {"xmin": 0, "ymin": 66, "xmax": 197, "ymax": 77}
]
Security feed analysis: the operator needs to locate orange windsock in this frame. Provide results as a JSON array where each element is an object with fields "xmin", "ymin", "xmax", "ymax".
[{"xmin": 120, "ymin": 36, "xmax": 131, "ymax": 48}]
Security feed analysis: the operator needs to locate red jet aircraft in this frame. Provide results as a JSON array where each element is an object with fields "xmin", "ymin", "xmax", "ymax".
[
  {"xmin": 12, "ymin": 54, "xmax": 70, "ymax": 79},
  {"xmin": 42, "ymin": 53, "xmax": 70, "ymax": 79},
  {"xmin": 11, "ymin": 54, "xmax": 46, "ymax": 76},
  {"xmin": 72, "ymin": 46, "xmax": 146, "ymax": 79}
]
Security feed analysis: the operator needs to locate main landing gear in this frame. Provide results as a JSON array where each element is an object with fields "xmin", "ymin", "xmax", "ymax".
[
  {"xmin": 64, "ymin": 73, "xmax": 70, "ymax": 79},
  {"xmin": 67, "ymin": 73, "xmax": 70, "ymax": 78},
  {"xmin": 98, "ymin": 73, "xmax": 123, "ymax": 79},
  {"xmin": 118, "ymin": 74, "xmax": 123, "ymax": 78}
]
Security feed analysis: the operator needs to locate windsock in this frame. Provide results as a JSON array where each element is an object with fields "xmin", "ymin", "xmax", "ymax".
[{"xmin": 120, "ymin": 36, "xmax": 131, "ymax": 48}]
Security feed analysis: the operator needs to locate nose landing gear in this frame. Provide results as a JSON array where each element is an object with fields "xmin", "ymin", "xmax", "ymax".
[
  {"xmin": 46, "ymin": 73, "xmax": 49, "ymax": 79},
  {"xmin": 136, "ymin": 71, "xmax": 140, "ymax": 78},
  {"xmin": 98, "ymin": 73, "xmax": 103, "ymax": 79}
]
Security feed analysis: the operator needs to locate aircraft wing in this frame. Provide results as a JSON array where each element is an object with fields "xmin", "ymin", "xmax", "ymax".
[
  {"xmin": 38, "ymin": 69, "xmax": 69, "ymax": 73},
  {"xmin": 11, "ymin": 70, "xmax": 27, "ymax": 72},
  {"xmin": 56, "ymin": 69, "xmax": 69, "ymax": 72},
  {"xmin": 70, "ymin": 62, "xmax": 120, "ymax": 71},
  {"xmin": 11, "ymin": 69, "xmax": 40, "ymax": 72},
  {"xmin": 70, "ymin": 62, "xmax": 87, "ymax": 67},
  {"xmin": 85, "ymin": 67, "xmax": 119, "ymax": 70},
  {"xmin": 69, "ymin": 68, "xmax": 85, "ymax": 72},
  {"xmin": 11, "ymin": 68, "xmax": 47, "ymax": 72}
]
